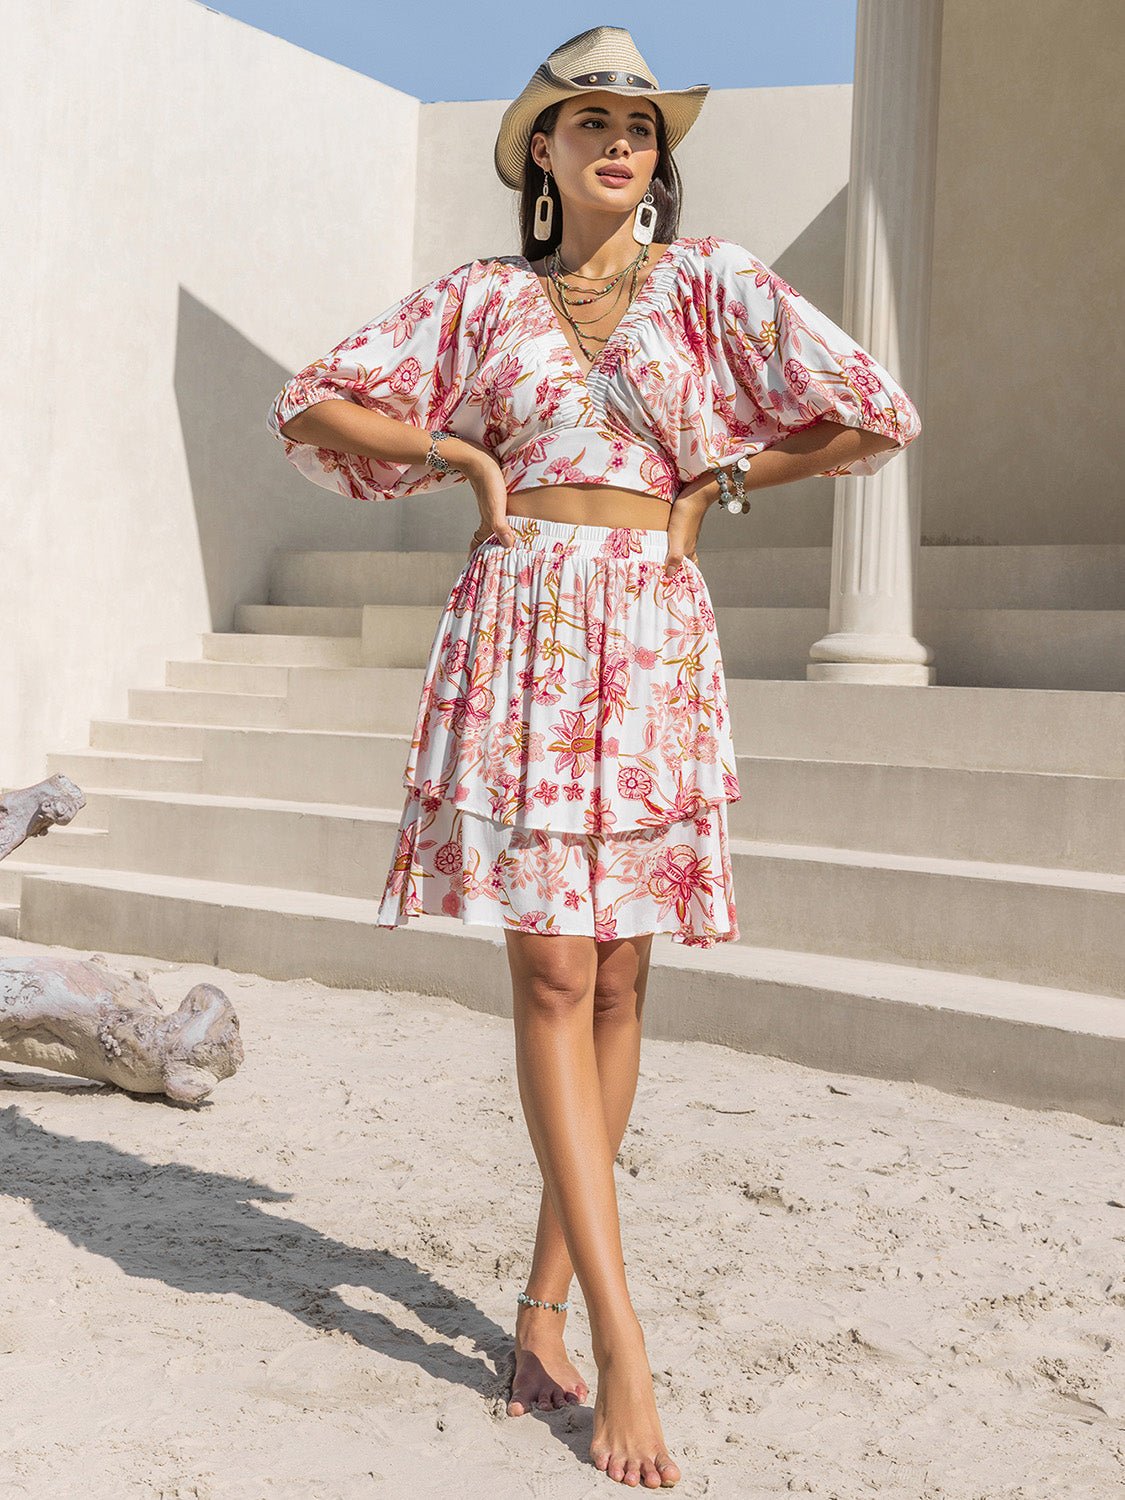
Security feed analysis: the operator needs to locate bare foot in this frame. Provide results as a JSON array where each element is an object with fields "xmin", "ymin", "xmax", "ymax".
[
  {"xmin": 506, "ymin": 1304, "xmax": 590, "ymax": 1417},
  {"xmin": 589, "ymin": 1329, "xmax": 681, "ymax": 1488}
]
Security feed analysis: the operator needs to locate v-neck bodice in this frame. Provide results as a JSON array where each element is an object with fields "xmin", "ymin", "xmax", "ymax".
[
  {"xmin": 268, "ymin": 234, "xmax": 923, "ymax": 506},
  {"xmin": 515, "ymin": 239, "xmax": 688, "ymax": 385}
]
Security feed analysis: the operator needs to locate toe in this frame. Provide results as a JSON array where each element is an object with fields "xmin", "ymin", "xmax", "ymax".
[
  {"xmin": 591, "ymin": 1449, "xmax": 611, "ymax": 1472},
  {"xmin": 624, "ymin": 1460, "xmax": 642, "ymax": 1485},
  {"xmin": 640, "ymin": 1459, "xmax": 663, "ymax": 1488},
  {"xmin": 655, "ymin": 1452, "xmax": 680, "ymax": 1486},
  {"xmin": 608, "ymin": 1454, "xmax": 626, "ymax": 1482}
]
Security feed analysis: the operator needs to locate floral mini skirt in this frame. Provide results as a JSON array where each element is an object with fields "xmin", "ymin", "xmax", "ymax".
[{"xmin": 374, "ymin": 515, "xmax": 742, "ymax": 946}]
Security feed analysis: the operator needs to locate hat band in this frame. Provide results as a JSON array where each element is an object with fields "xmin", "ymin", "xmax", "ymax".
[{"xmin": 568, "ymin": 69, "xmax": 656, "ymax": 90}]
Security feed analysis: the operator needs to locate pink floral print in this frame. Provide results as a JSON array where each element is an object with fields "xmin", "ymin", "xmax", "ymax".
[
  {"xmin": 397, "ymin": 518, "xmax": 740, "ymax": 838},
  {"xmin": 267, "ymin": 236, "xmax": 921, "ymax": 505},
  {"xmin": 375, "ymin": 517, "xmax": 740, "ymax": 946}
]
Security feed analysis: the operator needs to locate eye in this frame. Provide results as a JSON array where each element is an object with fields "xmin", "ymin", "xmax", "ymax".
[{"xmin": 581, "ymin": 119, "xmax": 652, "ymax": 137}]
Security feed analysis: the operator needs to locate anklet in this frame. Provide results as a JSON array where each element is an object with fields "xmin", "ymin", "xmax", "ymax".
[{"xmin": 517, "ymin": 1291, "xmax": 569, "ymax": 1312}]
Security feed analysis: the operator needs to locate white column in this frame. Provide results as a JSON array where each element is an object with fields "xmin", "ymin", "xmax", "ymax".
[{"xmin": 806, "ymin": 0, "xmax": 941, "ymax": 685}]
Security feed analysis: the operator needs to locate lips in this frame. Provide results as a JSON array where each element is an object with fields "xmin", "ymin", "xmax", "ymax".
[{"xmin": 597, "ymin": 167, "xmax": 633, "ymax": 181}]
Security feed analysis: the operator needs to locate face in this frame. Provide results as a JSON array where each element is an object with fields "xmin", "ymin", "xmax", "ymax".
[{"xmin": 531, "ymin": 91, "xmax": 660, "ymax": 216}]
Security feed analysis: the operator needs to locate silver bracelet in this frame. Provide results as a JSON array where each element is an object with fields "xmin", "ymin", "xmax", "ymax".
[
  {"xmin": 424, "ymin": 428, "xmax": 456, "ymax": 474},
  {"xmin": 715, "ymin": 455, "xmax": 753, "ymax": 513}
]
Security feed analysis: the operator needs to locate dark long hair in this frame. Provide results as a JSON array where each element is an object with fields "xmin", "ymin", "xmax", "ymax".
[{"xmin": 516, "ymin": 99, "xmax": 684, "ymax": 261}]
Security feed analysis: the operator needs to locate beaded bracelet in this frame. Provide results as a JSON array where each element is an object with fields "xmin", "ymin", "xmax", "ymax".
[
  {"xmin": 517, "ymin": 1291, "xmax": 570, "ymax": 1312},
  {"xmin": 716, "ymin": 454, "xmax": 753, "ymax": 514}
]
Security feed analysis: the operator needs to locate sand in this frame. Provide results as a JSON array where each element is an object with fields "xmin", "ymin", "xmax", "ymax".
[{"xmin": 0, "ymin": 928, "xmax": 1122, "ymax": 1499}]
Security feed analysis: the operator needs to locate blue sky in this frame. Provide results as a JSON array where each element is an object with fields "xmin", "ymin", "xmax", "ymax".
[{"xmin": 195, "ymin": 0, "xmax": 858, "ymax": 100}]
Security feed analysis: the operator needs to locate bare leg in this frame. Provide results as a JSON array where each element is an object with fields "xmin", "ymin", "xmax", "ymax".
[
  {"xmin": 508, "ymin": 935, "xmax": 653, "ymax": 1414},
  {"xmin": 504, "ymin": 930, "xmax": 680, "ymax": 1489}
]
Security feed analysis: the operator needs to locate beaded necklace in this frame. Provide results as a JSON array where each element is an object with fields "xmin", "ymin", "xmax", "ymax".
[{"xmin": 543, "ymin": 243, "xmax": 652, "ymax": 363}]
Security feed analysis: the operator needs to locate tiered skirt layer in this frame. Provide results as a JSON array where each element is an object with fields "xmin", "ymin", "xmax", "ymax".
[{"xmin": 375, "ymin": 515, "xmax": 741, "ymax": 946}]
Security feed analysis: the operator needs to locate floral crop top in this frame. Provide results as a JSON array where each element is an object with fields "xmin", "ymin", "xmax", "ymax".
[{"xmin": 266, "ymin": 234, "xmax": 921, "ymax": 504}]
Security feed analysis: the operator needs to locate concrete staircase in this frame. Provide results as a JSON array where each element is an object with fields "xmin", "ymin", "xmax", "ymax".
[{"xmin": 4, "ymin": 542, "xmax": 1124, "ymax": 1123}]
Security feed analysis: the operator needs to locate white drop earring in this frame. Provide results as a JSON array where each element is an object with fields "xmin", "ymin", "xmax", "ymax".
[
  {"xmin": 533, "ymin": 170, "xmax": 554, "ymax": 241},
  {"xmin": 632, "ymin": 187, "xmax": 657, "ymax": 245}
]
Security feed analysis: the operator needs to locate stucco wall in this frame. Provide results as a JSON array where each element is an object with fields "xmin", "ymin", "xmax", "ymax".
[
  {"xmin": 926, "ymin": 0, "xmax": 1123, "ymax": 547},
  {"xmin": 2, "ymin": 0, "xmax": 422, "ymax": 784}
]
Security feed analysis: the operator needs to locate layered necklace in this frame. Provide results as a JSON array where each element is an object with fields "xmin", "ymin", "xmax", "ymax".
[{"xmin": 543, "ymin": 242, "xmax": 652, "ymax": 363}]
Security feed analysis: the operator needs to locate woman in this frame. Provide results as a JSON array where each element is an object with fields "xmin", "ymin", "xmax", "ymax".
[{"xmin": 267, "ymin": 25, "xmax": 921, "ymax": 1489}]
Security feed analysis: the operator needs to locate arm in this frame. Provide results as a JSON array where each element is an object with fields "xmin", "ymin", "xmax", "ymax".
[
  {"xmin": 279, "ymin": 399, "xmax": 488, "ymax": 481},
  {"xmin": 266, "ymin": 258, "xmax": 491, "ymax": 503},
  {"xmin": 663, "ymin": 420, "xmax": 897, "ymax": 576},
  {"xmin": 686, "ymin": 419, "xmax": 898, "ymax": 502}
]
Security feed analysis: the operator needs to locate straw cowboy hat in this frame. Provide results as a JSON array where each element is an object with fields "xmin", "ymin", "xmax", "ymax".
[{"xmin": 493, "ymin": 25, "xmax": 710, "ymax": 190}]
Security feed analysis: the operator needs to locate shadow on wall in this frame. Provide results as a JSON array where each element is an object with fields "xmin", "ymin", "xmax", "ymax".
[
  {"xmin": 171, "ymin": 286, "xmax": 480, "ymax": 633},
  {"xmin": 769, "ymin": 185, "xmax": 852, "ymax": 326}
]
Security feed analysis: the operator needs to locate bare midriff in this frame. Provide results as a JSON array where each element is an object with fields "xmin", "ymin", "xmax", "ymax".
[{"xmin": 504, "ymin": 483, "xmax": 672, "ymax": 532}]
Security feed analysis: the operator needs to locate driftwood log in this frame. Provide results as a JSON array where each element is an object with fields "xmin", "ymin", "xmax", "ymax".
[
  {"xmin": 0, "ymin": 772, "xmax": 86, "ymax": 860},
  {"xmin": 0, "ymin": 776, "xmax": 243, "ymax": 1103},
  {"xmin": 0, "ymin": 955, "xmax": 242, "ymax": 1102}
]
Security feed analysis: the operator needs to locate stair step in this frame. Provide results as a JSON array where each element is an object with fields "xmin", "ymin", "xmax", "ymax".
[
  {"xmin": 202, "ymin": 632, "xmax": 361, "ymax": 665},
  {"xmin": 128, "ymin": 687, "xmax": 289, "ymax": 728},
  {"xmin": 11, "ymin": 863, "xmax": 1122, "ymax": 1125},
  {"xmin": 722, "ymin": 680, "xmax": 1125, "ymax": 776},
  {"xmin": 19, "ymin": 787, "xmax": 1125, "ymax": 995},
  {"xmin": 48, "ymin": 746, "xmax": 1125, "ymax": 874},
  {"xmin": 96, "ymin": 676, "xmax": 1125, "ymax": 776},
  {"xmin": 913, "ymin": 606, "xmax": 1125, "ymax": 692},
  {"xmin": 235, "ymin": 603, "xmax": 362, "ymax": 637},
  {"xmin": 348, "ymin": 599, "xmax": 1125, "ymax": 689},
  {"xmin": 235, "ymin": 587, "xmax": 1125, "ymax": 688},
  {"xmin": 164, "ymin": 659, "xmax": 292, "ymax": 693},
  {"xmin": 2, "ymin": 823, "xmax": 110, "ymax": 872},
  {"xmin": 46, "ymin": 748, "xmax": 203, "ymax": 793},
  {"xmin": 268, "ymin": 543, "xmax": 1125, "ymax": 611},
  {"xmin": 739, "ymin": 757, "xmax": 1125, "ymax": 873},
  {"xmin": 89, "ymin": 719, "xmax": 208, "ymax": 754}
]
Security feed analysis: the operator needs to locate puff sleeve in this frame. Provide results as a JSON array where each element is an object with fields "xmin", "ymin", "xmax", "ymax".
[
  {"xmin": 266, "ymin": 258, "xmax": 486, "ymax": 501},
  {"xmin": 704, "ymin": 239, "xmax": 922, "ymax": 479}
]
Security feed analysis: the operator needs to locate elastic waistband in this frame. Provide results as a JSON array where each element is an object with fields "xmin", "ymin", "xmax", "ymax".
[{"xmin": 493, "ymin": 514, "xmax": 669, "ymax": 562}]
